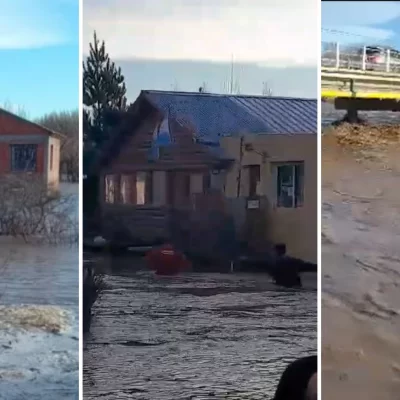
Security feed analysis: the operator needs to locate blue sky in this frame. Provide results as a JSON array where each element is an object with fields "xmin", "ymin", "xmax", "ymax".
[
  {"xmin": 0, "ymin": 1, "xmax": 78, "ymax": 119},
  {"xmin": 322, "ymin": 1, "xmax": 400, "ymax": 48}
]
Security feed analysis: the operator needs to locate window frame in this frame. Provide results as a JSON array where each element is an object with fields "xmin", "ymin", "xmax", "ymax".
[
  {"xmin": 10, "ymin": 144, "xmax": 38, "ymax": 172},
  {"xmin": 273, "ymin": 161, "xmax": 304, "ymax": 208},
  {"xmin": 50, "ymin": 144, "xmax": 54, "ymax": 171}
]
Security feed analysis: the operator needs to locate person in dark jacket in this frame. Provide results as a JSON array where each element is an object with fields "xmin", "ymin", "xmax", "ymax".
[{"xmin": 273, "ymin": 355, "xmax": 317, "ymax": 400}]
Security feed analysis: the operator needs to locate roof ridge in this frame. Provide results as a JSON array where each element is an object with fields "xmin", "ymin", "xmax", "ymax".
[
  {"xmin": 142, "ymin": 90, "xmax": 316, "ymax": 102},
  {"xmin": 0, "ymin": 107, "xmax": 64, "ymax": 138}
]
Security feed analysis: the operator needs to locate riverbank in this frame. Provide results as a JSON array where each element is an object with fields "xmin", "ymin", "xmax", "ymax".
[{"xmin": 322, "ymin": 125, "xmax": 400, "ymax": 398}]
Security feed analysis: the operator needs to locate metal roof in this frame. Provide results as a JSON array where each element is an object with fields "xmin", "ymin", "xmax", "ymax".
[{"xmin": 143, "ymin": 90, "xmax": 317, "ymax": 144}]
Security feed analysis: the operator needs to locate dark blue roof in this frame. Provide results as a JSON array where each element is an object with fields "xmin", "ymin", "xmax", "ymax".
[{"xmin": 143, "ymin": 90, "xmax": 317, "ymax": 144}]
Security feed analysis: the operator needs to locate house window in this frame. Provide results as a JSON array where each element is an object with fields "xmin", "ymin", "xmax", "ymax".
[
  {"xmin": 50, "ymin": 145, "xmax": 54, "ymax": 171},
  {"xmin": 120, "ymin": 174, "xmax": 132, "ymax": 204},
  {"xmin": 183, "ymin": 174, "xmax": 191, "ymax": 198},
  {"xmin": 105, "ymin": 174, "xmax": 117, "ymax": 204},
  {"xmin": 107, "ymin": 172, "xmax": 153, "ymax": 205},
  {"xmin": 10, "ymin": 144, "xmax": 38, "ymax": 172},
  {"xmin": 136, "ymin": 172, "xmax": 146, "ymax": 205},
  {"xmin": 203, "ymin": 173, "xmax": 211, "ymax": 191},
  {"xmin": 275, "ymin": 162, "xmax": 304, "ymax": 208},
  {"xmin": 190, "ymin": 173, "xmax": 204, "ymax": 194},
  {"xmin": 135, "ymin": 171, "xmax": 153, "ymax": 205}
]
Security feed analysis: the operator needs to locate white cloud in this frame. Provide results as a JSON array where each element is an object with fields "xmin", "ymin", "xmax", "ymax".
[
  {"xmin": 83, "ymin": 0, "xmax": 319, "ymax": 67},
  {"xmin": 0, "ymin": 1, "xmax": 74, "ymax": 49}
]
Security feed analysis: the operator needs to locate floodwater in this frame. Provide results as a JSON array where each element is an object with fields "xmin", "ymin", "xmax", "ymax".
[
  {"xmin": 322, "ymin": 103, "xmax": 400, "ymax": 126},
  {"xmin": 321, "ymin": 119, "xmax": 400, "ymax": 399},
  {"xmin": 0, "ymin": 184, "xmax": 79, "ymax": 400},
  {"xmin": 83, "ymin": 256, "xmax": 317, "ymax": 400}
]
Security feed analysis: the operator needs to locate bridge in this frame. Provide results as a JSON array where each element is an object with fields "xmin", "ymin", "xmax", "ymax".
[{"xmin": 321, "ymin": 42, "xmax": 400, "ymax": 120}]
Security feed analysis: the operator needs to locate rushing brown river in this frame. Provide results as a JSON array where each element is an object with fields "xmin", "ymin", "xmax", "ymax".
[
  {"xmin": 321, "ymin": 119, "xmax": 400, "ymax": 399},
  {"xmin": 0, "ymin": 184, "xmax": 79, "ymax": 400},
  {"xmin": 83, "ymin": 255, "xmax": 317, "ymax": 400}
]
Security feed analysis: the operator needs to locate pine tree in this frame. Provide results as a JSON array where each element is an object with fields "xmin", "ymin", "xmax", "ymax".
[{"xmin": 83, "ymin": 31, "xmax": 127, "ymax": 147}]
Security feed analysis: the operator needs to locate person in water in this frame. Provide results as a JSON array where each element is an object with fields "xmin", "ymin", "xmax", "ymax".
[
  {"xmin": 272, "ymin": 244, "xmax": 302, "ymax": 288},
  {"xmin": 145, "ymin": 242, "xmax": 191, "ymax": 275},
  {"xmin": 273, "ymin": 355, "xmax": 317, "ymax": 400}
]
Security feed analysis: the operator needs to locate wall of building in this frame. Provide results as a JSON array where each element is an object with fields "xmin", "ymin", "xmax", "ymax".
[
  {"xmin": 0, "ymin": 111, "xmax": 61, "ymax": 192},
  {"xmin": 221, "ymin": 134, "xmax": 317, "ymax": 263},
  {"xmin": 100, "ymin": 108, "xmax": 218, "ymax": 209},
  {"xmin": 46, "ymin": 136, "xmax": 60, "ymax": 191}
]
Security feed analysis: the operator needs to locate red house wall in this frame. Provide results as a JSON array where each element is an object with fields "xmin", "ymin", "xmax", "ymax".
[{"xmin": 0, "ymin": 110, "xmax": 47, "ymax": 174}]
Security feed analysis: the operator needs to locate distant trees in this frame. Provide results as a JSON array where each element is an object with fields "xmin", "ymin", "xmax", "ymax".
[
  {"xmin": 37, "ymin": 111, "xmax": 79, "ymax": 182},
  {"xmin": 2, "ymin": 101, "xmax": 28, "ymax": 119},
  {"xmin": 83, "ymin": 31, "xmax": 127, "ymax": 148}
]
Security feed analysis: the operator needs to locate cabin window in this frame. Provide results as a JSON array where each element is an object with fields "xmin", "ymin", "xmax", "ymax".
[
  {"xmin": 183, "ymin": 174, "xmax": 191, "ymax": 198},
  {"xmin": 120, "ymin": 174, "xmax": 132, "ymax": 204},
  {"xmin": 274, "ymin": 162, "xmax": 304, "ymax": 208},
  {"xmin": 50, "ymin": 144, "xmax": 54, "ymax": 171},
  {"xmin": 203, "ymin": 173, "xmax": 211, "ymax": 191},
  {"xmin": 135, "ymin": 171, "xmax": 153, "ymax": 205},
  {"xmin": 104, "ymin": 174, "xmax": 118, "ymax": 204},
  {"xmin": 246, "ymin": 164, "xmax": 260, "ymax": 197},
  {"xmin": 10, "ymin": 144, "xmax": 38, "ymax": 172},
  {"xmin": 190, "ymin": 173, "xmax": 204, "ymax": 194}
]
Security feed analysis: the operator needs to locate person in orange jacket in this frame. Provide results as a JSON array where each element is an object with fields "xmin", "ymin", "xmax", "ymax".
[{"xmin": 145, "ymin": 243, "xmax": 191, "ymax": 275}]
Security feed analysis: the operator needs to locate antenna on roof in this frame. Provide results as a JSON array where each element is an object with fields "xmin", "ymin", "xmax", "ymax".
[
  {"xmin": 262, "ymin": 82, "xmax": 273, "ymax": 96},
  {"xmin": 230, "ymin": 54, "xmax": 234, "ymax": 94},
  {"xmin": 198, "ymin": 81, "xmax": 209, "ymax": 93},
  {"xmin": 225, "ymin": 54, "xmax": 241, "ymax": 94}
]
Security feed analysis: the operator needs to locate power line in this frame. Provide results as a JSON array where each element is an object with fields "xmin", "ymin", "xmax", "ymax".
[
  {"xmin": 322, "ymin": 27, "xmax": 395, "ymax": 46},
  {"xmin": 322, "ymin": 27, "xmax": 390, "ymax": 40}
]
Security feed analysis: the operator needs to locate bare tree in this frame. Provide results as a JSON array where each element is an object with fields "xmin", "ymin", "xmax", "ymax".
[
  {"xmin": 36, "ymin": 111, "xmax": 79, "ymax": 182},
  {"xmin": 0, "ymin": 175, "xmax": 78, "ymax": 244},
  {"xmin": 2, "ymin": 100, "xmax": 29, "ymax": 119}
]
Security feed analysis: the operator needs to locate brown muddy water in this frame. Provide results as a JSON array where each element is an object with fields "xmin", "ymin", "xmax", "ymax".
[
  {"xmin": 83, "ymin": 255, "xmax": 317, "ymax": 400},
  {"xmin": 321, "ymin": 124, "xmax": 400, "ymax": 399},
  {"xmin": 0, "ymin": 184, "xmax": 78, "ymax": 400}
]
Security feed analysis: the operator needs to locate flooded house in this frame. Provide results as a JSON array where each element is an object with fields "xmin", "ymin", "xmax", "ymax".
[
  {"xmin": 0, "ymin": 108, "xmax": 62, "ymax": 192},
  {"xmin": 95, "ymin": 90, "xmax": 317, "ymax": 263}
]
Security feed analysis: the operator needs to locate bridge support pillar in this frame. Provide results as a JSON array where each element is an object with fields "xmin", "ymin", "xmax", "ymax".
[
  {"xmin": 341, "ymin": 105, "xmax": 363, "ymax": 124},
  {"xmin": 345, "ymin": 108, "xmax": 359, "ymax": 123}
]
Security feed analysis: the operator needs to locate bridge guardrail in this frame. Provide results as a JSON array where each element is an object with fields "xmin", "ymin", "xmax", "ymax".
[{"xmin": 321, "ymin": 42, "xmax": 400, "ymax": 73}]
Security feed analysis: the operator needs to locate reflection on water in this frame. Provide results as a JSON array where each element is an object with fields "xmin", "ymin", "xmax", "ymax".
[
  {"xmin": 0, "ymin": 184, "xmax": 78, "ymax": 400},
  {"xmin": 83, "ymin": 256, "xmax": 317, "ymax": 400}
]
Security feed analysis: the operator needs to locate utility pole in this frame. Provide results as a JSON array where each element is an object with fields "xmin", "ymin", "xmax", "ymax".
[{"xmin": 236, "ymin": 136, "xmax": 244, "ymax": 197}]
